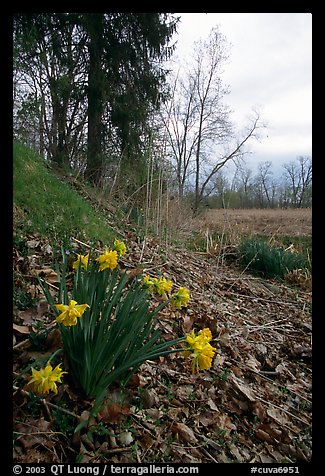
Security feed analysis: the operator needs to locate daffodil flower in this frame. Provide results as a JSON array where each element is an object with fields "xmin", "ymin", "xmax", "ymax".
[
  {"xmin": 171, "ymin": 287, "xmax": 190, "ymax": 309},
  {"xmin": 143, "ymin": 275, "xmax": 154, "ymax": 287},
  {"xmin": 113, "ymin": 239, "xmax": 127, "ymax": 256},
  {"xmin": 184, "ymin": 328, "xmax": 216, "ymax": 371},
  {"xmin": 28, "ymin": 363, "xmax": 67, "ymax": 395},
  {"xmin": 142, "ymin": 275, "xmax": 172, "ymax": 297},
  {"xmin": 96, "ymin": 249, "xmax": 118, "ymax": 272},
  {"xmin": 155, "ymin": 277, "xmax": 173, "ymax": 296},
  {"xmin": 193, "ymin": 345, "xmax": 216, "ymax": 370},
  {"xmin": 55, "ymin": 300, "xmax": 90, "ymax": 326},
  {"xmin": 72, "ymin": 253, "xmax": 89, "ymax": 270}
]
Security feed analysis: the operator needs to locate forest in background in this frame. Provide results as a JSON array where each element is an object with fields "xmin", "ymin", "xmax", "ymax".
[{"xmin": 13, "ymin": 13, "xmax": 312, "ymax": 217}]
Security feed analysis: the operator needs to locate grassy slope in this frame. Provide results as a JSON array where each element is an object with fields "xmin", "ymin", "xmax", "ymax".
[{"xmin": 13, "ymin": 142, "xmax": 115, "ymax": 246}]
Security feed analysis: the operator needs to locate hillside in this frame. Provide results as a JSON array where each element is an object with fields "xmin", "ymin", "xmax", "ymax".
[
  {"xmin": 13, "ymin": 141, "xmax": 117, "ymax": 246},
  {"xmin": 13, "ymin": 143, "xmax": 312, "ymax": 464}
]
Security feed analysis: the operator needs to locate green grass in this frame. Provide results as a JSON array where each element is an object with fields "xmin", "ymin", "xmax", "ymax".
[
  {"xmin": 239, "ymin": 236, "xmax": 310, "ymax": 279},
  {"xmin": 13, "ymin": 142, "xmax": 115, "ymax": 246}
]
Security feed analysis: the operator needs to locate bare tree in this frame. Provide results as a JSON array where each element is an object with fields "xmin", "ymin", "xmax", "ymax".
[
  {"xmin": 163, "ymin": 26, "xmax": 264, "ymax": 214},
  {"xmin": 282, "ymin": 156, "xmax": 312, "ymax": 208},
  {"xmin": 196, "ymin": 112, "xmax": 262, "ymax": 210},
  {"xmin": 161, "ymin": 72, "xmax": 198, "ymax": 198},
  {"xmin": 236, "ymin": 165, "xmax": 254, "ymax": 208},
  {"xmin": 191, "ymin": 27, "xmax": 232, "ymax": 213},
  {"xmin": 254, "ymin": 161, "xmax": 278, "ymax": 208}
]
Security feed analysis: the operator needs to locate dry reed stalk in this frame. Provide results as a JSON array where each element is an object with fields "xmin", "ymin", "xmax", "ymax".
[{"xmin": 203, "ymin": 208, "xmax": 311, "ymax": 237}]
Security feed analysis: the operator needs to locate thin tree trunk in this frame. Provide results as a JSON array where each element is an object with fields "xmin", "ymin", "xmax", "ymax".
[{"xmin": 86, "ymin": 14, "xmax": 104, "ymax": 186}]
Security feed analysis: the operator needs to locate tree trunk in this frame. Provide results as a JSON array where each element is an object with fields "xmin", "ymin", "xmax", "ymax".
[
  {"xmin": 194, "ymin": 115, "xmax": 203, "ymax": 216},
  {"xmin": 85, "ymin": 14, "xmax": 104, "ymax": 186}
]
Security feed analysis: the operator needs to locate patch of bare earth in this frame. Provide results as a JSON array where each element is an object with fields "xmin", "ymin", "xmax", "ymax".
[{"xmin": 13, "ymin": 235, "xmax": 311, "ymax": 464}]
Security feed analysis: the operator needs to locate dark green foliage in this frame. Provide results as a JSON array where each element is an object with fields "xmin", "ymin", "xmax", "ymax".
[
  {"xmin": 13, "ymin": 287, "xmax": 36, "ymax": 310},
  {"xmin": 13, "ymin": 235, "xmax": 28, "ymax": 256},
  {"xmin": 52, "ymin": 408, "xmax": 75, "ymax": 438},
  {"xmin": 239, "ymin": 237, "xmax": 309, "ymax": 279},
  {"xmin": 85, "ymin": 13, "xmax": 178, "ymax": 184}
]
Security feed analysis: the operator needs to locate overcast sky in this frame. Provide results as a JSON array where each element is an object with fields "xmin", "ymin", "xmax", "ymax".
[{"xmin": 171, "ymin": 13, "xmax": 312, "ymax": 177}]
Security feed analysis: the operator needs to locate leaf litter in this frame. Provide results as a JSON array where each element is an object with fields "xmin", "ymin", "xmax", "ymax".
[{"xmin": 13, "ymin": 234, "xmax": 312, "ymax": 463}]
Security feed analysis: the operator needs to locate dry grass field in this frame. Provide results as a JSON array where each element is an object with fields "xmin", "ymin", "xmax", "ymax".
[{"xmin": 200, "ymin": 208, "xmax": 312, "ymax": 237}]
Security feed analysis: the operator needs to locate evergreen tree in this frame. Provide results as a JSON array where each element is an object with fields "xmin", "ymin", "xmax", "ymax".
[{"xmin": 14, "ymin": 13, "xmax": 179, "ymax": 187}]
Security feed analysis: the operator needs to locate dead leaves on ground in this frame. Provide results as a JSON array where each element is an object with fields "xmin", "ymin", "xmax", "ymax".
[{"xmin": 13, "ymin": 234, "xmax": 312, "ymax": 463}]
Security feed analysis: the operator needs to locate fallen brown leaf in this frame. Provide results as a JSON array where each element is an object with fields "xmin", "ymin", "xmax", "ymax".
[
  {"xmin": 98, "ymin": 402, "xmax": 132, "ymax": 424},
  {"xmin": 13, "ymin": 323, "xmax": 31, "ymax": 335},
  {"xmin": 171, "ymin": 422, "xmax": 198, "ymax": 444},
  {"xmin": 231, "ymin": 376, "xmax": 256, "ymax": 402},
  {"xmin": 255, "ymin": 428, "xmax": 274, "ymax": 444},
  {"xmin": 182, "ymin": 314, "xmax": 194, "ymax": 333},
  {"xmin": 16, "ymin": 418, "xmax": 53, "ymax": 449}
]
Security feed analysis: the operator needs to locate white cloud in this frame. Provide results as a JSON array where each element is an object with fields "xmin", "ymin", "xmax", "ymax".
[{"xmin": 173, "ymin": 12, "xmax": 312, "ymax": 175}]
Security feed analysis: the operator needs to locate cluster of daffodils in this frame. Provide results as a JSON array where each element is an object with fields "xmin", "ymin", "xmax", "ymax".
[
  {"xmin": 73, "ymin": 239, "xmax": 127, "ymax": 272},
  {"xmin": 142, "ymin": 275, "xmax": 172, "ymax": 296},
  {"xmin": 28, "ymin": 239, "xmax": 127, "ymax": 395},
  {"xmin": 142, "ymin": 275, "xmax": 190, "ymax": 309},
  {"xmin": 28, "ymin": 238, "xmax": 216, "ymax": 396},
  {"xmin": 184, "ymin": 328, "xmax": 216, "ymax": 371}
]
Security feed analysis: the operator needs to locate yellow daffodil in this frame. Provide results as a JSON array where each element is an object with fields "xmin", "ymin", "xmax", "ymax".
[
  {"xmin": 155, "ymin": 277, "xmax": 173, "ymax": 296},
  {"xmin": 96, "ymin": 249, "xmax": 118, "ymax": 272},
  {"xmin": 194, "ymin": 343, "xmax": 216, "ymax": 370},
  {"xmin": 185, "ymin": 329, "xmax": 199, "ymax": 348},
  {"xmin": 171, "ymin": 287, "xmax": 190, "ymax": 309},
  {"xmin": 113, "ymin": 239, "xmax": 127, "ymax": 256},
  {"xmin": 198, "ymin": 328, "xmax": 213, "ymax": 342},
  {"xmin": 142, "ymin": 275, "xmax": 172, "ymax": 297},
  {"xmin": 142, "ymin": 275, "xmax": 158, "ymax": 294},
  {"xmin": 28, "ymin": 363, "xmax": 67, "ymax": 395},
  {"xmin": 186, "ymin": 327, "xmax": 213, "ymax": 350},
  {"xmin": 55, "ymin": 300, "xmax": 89, "ymax": 326},
  {"xmin": 72, "ymin": 253, "xmax": 89, "ymax": 270},
  {"xmin": 143, "ymin": 275, "xmax": 154, "ymax": 287},
  {"xmin": 184, "ymin": 328, "xmax": 216, "ymax": 372}
]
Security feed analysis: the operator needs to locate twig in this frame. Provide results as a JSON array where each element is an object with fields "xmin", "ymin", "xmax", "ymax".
[
  {"xmin": 198, "ymin": 433, "xmax": 222, "ymax": 451},
  {"xmin": 172, "ymin": 442, "xmax": 207, "ymax": 450},
  {"xmin": 13, "ymin": 339, "xmax": 32, "ymax": 350},
  {"xmin": 101, "ymin": 447, "xmax": 132, "ymax": 455},
  {"xmin": 13, "ymin": 386, "xmax": 80, "ymax": 419},
  {"xmin": 131, "ymin": 414, "xmax": 156, "ymax": 437},
  {"xmin": 202, "ymin": 448, "xmax": 219, "ymax": 463},
  {"xmin": 13, "ymin": 321, "xmax": 57, "ymax": 351},
  {"xmin": 139, "ymin": 237, "xmax": 147, "ymax": 263},
  {"xmin": 45, "ymin": 281, "xmax": 60, "ymax": 291},
  {"xmin": 41, "ymin": 399, "xmax": 53, "ymax": 421},
  {"xmin": 224, "ymin": 288, "xmax": 306, "ymax": 308},
  {"xmin": 245, "ymin": 318, "xmax": 289, "ymax": 329},
  {"xmin": 143, "ymin": 262, "xmax": 169, "ymax": 272},
  {"xmin": 45, "ymin": 401, "xmax": 79, "ymax": 419},
  {"xmin": 70, "ymin": 237, "xmax": 101, "ymax": 253},
  {"xmin": 255, "ymin": 395, "xmax": 311, "ymax": 426}
]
